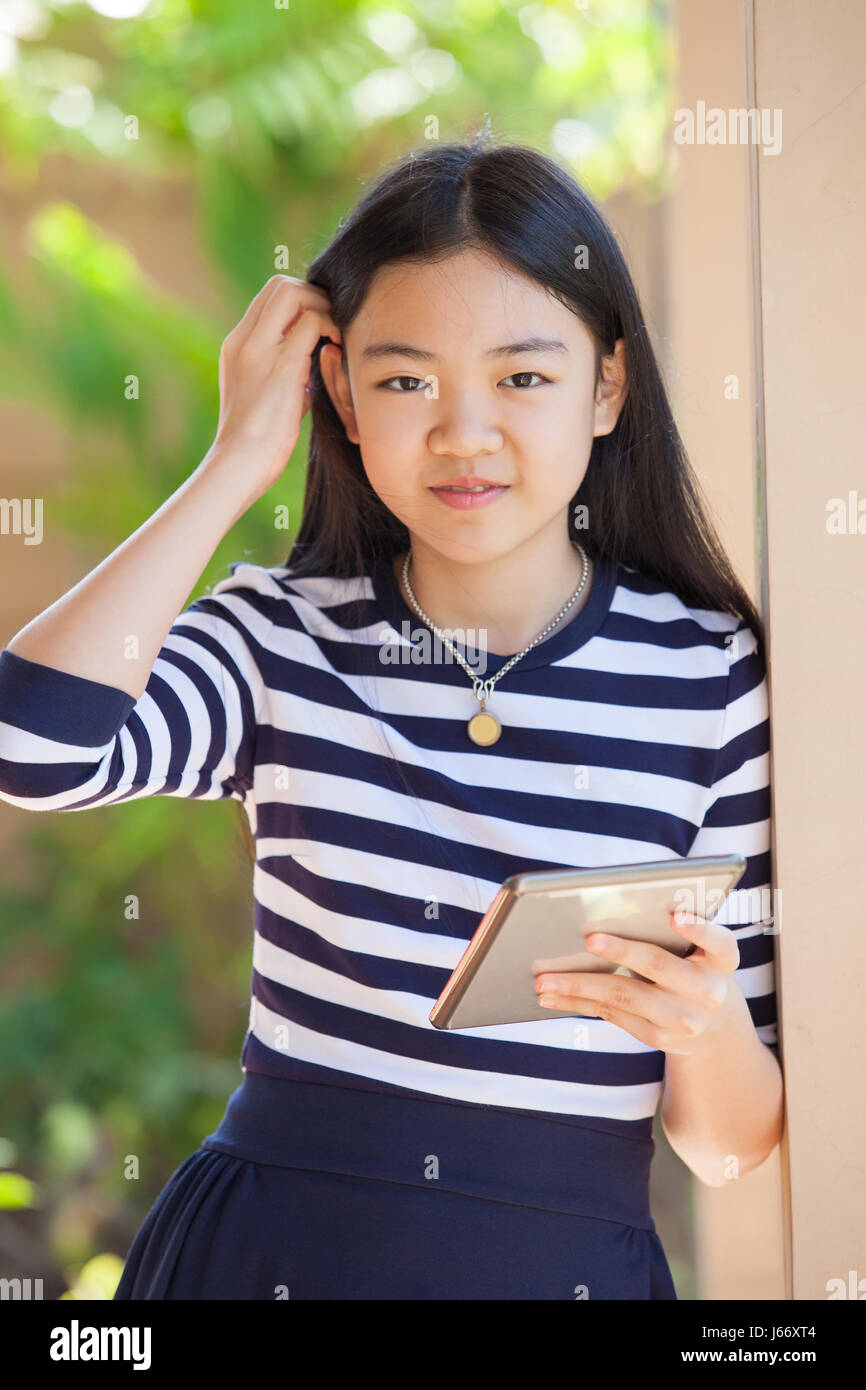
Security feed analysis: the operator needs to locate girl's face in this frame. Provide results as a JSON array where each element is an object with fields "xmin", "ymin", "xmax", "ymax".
[{"xmin": 319, "ymin": 247, "xmax": 626, "ymax": 567}]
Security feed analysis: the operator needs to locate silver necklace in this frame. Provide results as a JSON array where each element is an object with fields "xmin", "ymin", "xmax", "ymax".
[{"xmin": 400, "ymin": 544, "xmax": 591, "ymax": 747}]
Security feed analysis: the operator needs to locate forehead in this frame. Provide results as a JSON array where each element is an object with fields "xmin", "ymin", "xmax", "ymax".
[{"xmin": 349, "ymin": 249, "xmax": 584, "ymax": 346}]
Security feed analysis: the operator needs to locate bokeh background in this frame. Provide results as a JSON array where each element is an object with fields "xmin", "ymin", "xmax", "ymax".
[{"xmin": 0, "ymin": 0, "xmax": 697, "ymax": 1299}]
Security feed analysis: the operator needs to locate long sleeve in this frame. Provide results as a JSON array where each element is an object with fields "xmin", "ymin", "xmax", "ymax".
[
  {"xmin": 687, "ymin": 622, "xmax": 777, "ymax": 1046},
  {"xmin": 0, "ymin": 564, "xmax": 272, "ymax": 813}
]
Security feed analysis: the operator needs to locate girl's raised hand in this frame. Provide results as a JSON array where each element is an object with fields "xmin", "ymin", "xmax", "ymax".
[
  {"xmin": 534, "ymin": 910, "xmax": 741, "ymax": 1055},
  {"xmin": 212, "ymin": 274, "xmax": 342, "ymax": 499}
]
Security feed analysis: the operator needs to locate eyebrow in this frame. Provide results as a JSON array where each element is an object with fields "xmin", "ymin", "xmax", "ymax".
[{"xmin": 360, "ymin": 336, "xmax": 570, "ymax": 362}]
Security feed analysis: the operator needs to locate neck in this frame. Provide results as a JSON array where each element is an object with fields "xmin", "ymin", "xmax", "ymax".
[{"xmin": 396, "ymin": 528, "xmax": 592, "ymax": 657}]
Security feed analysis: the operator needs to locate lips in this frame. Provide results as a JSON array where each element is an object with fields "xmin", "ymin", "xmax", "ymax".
[
  {"xmin": 429, "ymin": 479, "xmax": 510, "ymax": 511},
  {"xmin": 431, "ymin": 476, "xmax": 506, "ymax": 490}
]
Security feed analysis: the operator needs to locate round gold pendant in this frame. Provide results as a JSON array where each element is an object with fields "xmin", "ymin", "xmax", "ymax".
[{"xmin": 467, "ymin": 709, "xmax": 501, "ymax": 746}]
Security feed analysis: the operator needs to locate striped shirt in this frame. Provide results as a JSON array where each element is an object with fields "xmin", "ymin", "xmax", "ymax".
[{"xmin": 0, "ymin": 552, "xmax": 776, "ymax": 1141}]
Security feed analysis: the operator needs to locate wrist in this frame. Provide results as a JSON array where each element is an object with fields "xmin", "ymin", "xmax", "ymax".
[
  {"xmin": 196, "ymin": 441, "xmax": 266, "ymax": 524},
  {"xmin": 664, "ymin": 977, "xmax": 751, "ymax": 1062}
]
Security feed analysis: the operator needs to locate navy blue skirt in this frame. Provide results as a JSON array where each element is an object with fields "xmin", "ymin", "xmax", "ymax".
[{"xmin": 113, "ymin": 1071, "xmax": 676, "ymax": 1300}]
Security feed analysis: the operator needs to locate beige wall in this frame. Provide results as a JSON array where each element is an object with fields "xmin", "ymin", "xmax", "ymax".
[
  {"xmin": 753, "ymin": 0, "xmax": 866, "ymax": 1301},
  {"xmin": 670, "ymin": 0, "xmax": 866, "ymax": 1298}
]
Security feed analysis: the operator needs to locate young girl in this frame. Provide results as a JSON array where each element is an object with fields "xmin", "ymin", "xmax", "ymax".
[{"xmin": 0, "ymin": 135, "xmax": 781, "ymax": 1301}]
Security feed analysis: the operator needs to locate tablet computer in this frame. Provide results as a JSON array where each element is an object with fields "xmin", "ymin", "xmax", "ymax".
[{"xmin": 428, "ymin": 853, "xmax": 747, "ymax": 1030}]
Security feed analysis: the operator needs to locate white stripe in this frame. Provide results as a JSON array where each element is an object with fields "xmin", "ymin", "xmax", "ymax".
[
  {"xmin": 256, "ymin": 838, "xmax": 495, "ymax": 913},
  {"xmin": 248, "ymin": 998, "xmax": 662, "ymax": 1122},
  {"xmin": 610, "ymin": 583, "xmax": 749, "ymax": 637},
  {"xmin": 253, "ymin": 861, "xmax": 482, "ymax": 968}
]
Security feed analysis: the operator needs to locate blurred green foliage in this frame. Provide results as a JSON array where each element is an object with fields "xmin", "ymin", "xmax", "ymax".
[{"xmin": 0, "ymin": 0, "xmax": 671, "ymax": 1298}]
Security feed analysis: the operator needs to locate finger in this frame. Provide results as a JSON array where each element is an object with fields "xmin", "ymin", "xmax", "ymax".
[
  {"xmin": 538, "ymin": 995, "xmax": 598, "ymax": 1015},
  {"xmin": 539, "ymin": 993, "xmax": 663, "ymax": 1049},
  {"xmin": 227, "ymin": 274, "xmax": 296, "ymax": 342},
  {"xmin": 669, "ymin": 910, "xmax": 740, "ymax": 972},
  {"xmin": 583, "ymin": 930, "xmax": 729, "ymax": 1011},
  {"xmin": 228, "ymin": 275, "xmax": 338, "ymax": 350},
  {"xmin": 256, "ymin": 279, "xmax": 341, "ymax": 349},
  {"xmin": 538, "ymin": 970, "xmax": 708, "ymax": 1035},
  {"xmin": 275, "ymin": 305, "xmax": 342, "ymax": 373}
]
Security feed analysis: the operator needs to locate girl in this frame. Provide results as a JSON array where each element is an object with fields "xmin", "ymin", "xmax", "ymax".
[{"xmin": 0, "ymin": 134, "xmax": 781, "ymax": 1301}]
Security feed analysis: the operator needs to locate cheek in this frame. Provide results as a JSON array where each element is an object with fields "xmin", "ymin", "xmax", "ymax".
[
  {"xmin": 528, "ymin": 404, "xmax": 595, "ymax": 488},
  {"xmin": 511, "ymin": 394, "xmax": 590, "ymax": 454},
  {"xmin": 358, "ymin": 447, "xmax": 420, "ymax": 514},
  {"xmin": 530, "ymin": 395, "xmax": 591, "ymax": 442},
  {"xmin": 353, "ymin": 393, "xmax": 411, "ymax": 453},
  {"xmin": 355, "ymin": 400, "xmax": 425, "ymax": 495}
]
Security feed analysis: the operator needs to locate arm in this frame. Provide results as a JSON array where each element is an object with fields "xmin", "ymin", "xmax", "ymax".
[
  {"xmin": 661, "ymin": 623, "xmax": 782, "ymax": 1186},
  {"xmin": 533, "ymin": 623, "xmax": 782, "ymax": 1185},
  {"xmin": 660, "ymin": 975, "xmax": 783, "ymax": 1186},
  {"xmin": 0, "ymin": 448, "xmax": 272, "ymax": 811},
  {"xmin": 0, "ymin": 277, "xmax": 341, "ymax": 812}
]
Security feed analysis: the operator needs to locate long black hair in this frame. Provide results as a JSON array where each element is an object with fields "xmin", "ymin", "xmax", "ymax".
[{"xmin": 289, "ymin": 127, "xmax": 765, "ymax": 652}]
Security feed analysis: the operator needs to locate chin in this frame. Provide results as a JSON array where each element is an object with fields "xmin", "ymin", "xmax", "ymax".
[{"xmin": 411, "ymin": 530, "xmax": 526, "ymax": 567}]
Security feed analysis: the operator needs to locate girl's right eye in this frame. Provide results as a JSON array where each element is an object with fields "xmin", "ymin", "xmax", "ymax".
[{"xmin": 377, "ymin": 376, "xmax": 426, "ymax": 392}]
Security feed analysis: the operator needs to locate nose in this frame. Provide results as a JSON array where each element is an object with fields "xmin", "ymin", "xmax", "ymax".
[{"xmin": 426, "ymin": 390, "xmax": 504, "ymax": 459}]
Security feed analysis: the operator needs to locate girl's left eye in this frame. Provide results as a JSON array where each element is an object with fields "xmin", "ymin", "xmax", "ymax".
[
  {"xmin": 377, "ymin": 372, "xmax": 549, "ymax": 391},
  {"xmin": 378, "ymin": 376, "xmax": 427, "ymax": 392},
  {"xmin": 503, "ymin": 371, "xmax": 548, "ymax": 388}
]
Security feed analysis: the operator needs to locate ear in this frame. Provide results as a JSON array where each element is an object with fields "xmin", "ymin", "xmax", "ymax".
[
  {"xmin": 592, "ymin": 338, "xmax": 628, "ymax": 438},
  {"xmin": 319, "ymin": 342, "xmax": 360, "ymax": 445}
]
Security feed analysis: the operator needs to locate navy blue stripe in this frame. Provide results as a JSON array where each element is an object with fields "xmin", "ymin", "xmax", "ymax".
[
  {"xmin": 256, "ymin": 802, "xmax": 699, "ymax": 888},
  {"xmin": 730, "ymin": 848, "xmax": 771, "ymax": 891},
  {"xmin": 256, "ymin": 733, "xmax": 702, "ymax": 848},
  {"xmin": 727, "ymin": 644, "xmax": 766, "ymax": 700},
  {"xmin": 712, "ymin": 721, "xmax": 770, "ymax": 786},
  {"xmin": 733, "ymin": 927, "xmax": 776, "ymax": 967},
  {"xmin": 250, "ymin": 967, "xmax": 666, "ymax": 1088},
  {"xmin": 255, "ymin": 858, "xmax": 480, "ymax": 936},
  {"xmin": 264, "ymin": 632, "xmax": 735, "ymax": 713},
  {"xmin": 703, "ymin": 785, "xmax": 770, "ymax": 829},
  {"xmin": 258, "ymin": 717, "xmax": 721, "ymax": 790},
  {"xmin": 0, "ymin": 753, "xmax": 105, "ymax": 802},
  {"xmin": 602, "ymin": 611, "xmax": 744, "ymax": 653},
  {"xmin": 254, "ymin": 899, "xmax": 453, "ymax": 998},
  {"xmin": 745, "ymin": 992, "xmax": 776, "ymax": 1030}
]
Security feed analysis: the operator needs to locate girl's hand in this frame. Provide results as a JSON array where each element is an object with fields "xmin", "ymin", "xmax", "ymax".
[
  {"xmin": 212, "ymin": 274, "xmax": 342, "ymax": 497},
  {"xmin": 534, "ymin": 910, "xmax": 740, "ymax": 1056}
]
